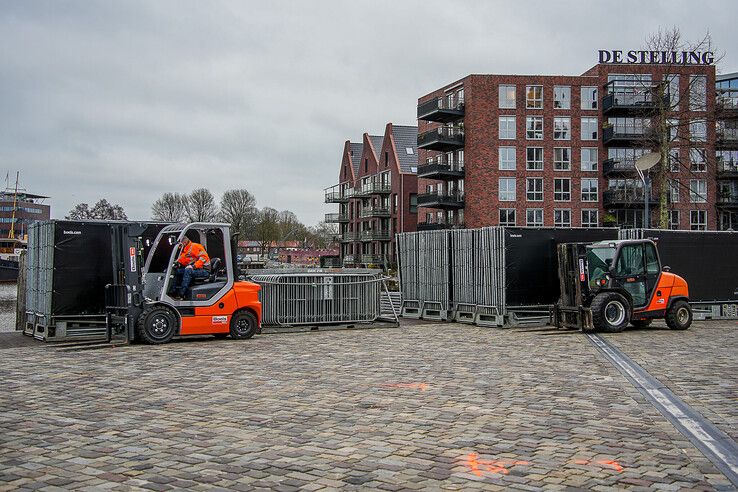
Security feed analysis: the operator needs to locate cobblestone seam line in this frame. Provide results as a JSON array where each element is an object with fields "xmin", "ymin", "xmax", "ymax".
[{"xmin": 588, "ymin": 333, "xmax": 738, "ymax": 487}]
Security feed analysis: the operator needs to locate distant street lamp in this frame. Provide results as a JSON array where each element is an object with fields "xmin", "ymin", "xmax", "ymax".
[{"xmin": 635, "ymin": 153, "xmax": 661, "ymax": 228}]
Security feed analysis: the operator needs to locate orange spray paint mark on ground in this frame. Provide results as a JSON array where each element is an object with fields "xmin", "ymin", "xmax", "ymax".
[
  {"xmin": 383, "ymin": 383, "xmax": 429, "ymax": 391},
  {"xmin": 465, "ymin": 453, "xmax": 530, "ymax": 476},
  {"xmin": 574, "ymin": 458, "xmax": 623, "ymax": 473}
]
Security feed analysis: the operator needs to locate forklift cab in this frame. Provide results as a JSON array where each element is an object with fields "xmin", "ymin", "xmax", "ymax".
[{"xmin": 143, "ymin": 223, "xmax": 235, "ymax": 305}]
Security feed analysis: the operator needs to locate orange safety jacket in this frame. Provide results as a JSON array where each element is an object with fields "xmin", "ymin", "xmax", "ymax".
[{"xmin": 177, "ymin": 242, "xmax": 211, "ymax": 269}]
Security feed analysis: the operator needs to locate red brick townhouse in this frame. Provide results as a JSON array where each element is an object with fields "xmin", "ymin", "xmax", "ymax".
[
  {"xmin": 416, "ymin": 59, "xmax": 733, "ymax": 230},
  {"xmin": 324, "ymin": 123, "xmax": 418, "ymax": 266}
]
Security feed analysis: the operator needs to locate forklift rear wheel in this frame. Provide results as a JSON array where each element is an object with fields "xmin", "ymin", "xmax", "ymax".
[
  {"xmin": 630, "ymin": 319, "xmax": 652, "ymax": 329},
  {"xmin": 665, "ymin": 300, "xmax": 692, "ymax": 330},
  {"xmin": 230, "ymin": 311, "xmax": 258, "ymax": 339},
  {"xmin": 137, "ymin": 306, "xmax": 178, "ymax": 344},
  {"xmin": 591, "ymin": 292, "xmax": 630, "ymax": 333}
]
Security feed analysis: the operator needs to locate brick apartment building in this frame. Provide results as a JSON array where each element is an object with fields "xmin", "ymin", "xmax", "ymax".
[
  {"xmin": 716, "ymin": 72, "xmax": 738, "ymax": 230},
  {"xmin": 324, "ymin": 123, "xmax": 418, "ymax": 266},
  {"xmin": 416, "ymin": 59, "xmax": 736, "ymax": 230},
  {"xmin": 0, "ymin": 191, "xmax": 50, "ymax": 239}
]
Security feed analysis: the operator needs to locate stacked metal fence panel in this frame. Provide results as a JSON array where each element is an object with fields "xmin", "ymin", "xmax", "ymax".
[{"xmin": 249, "ymin": 272, "xmax": 384, "ymax": 327}]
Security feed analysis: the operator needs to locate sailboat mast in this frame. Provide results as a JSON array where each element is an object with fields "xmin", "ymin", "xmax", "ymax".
[{"xmin": 8, "ymin": 172, "xmax": 19, "ymax": 240}]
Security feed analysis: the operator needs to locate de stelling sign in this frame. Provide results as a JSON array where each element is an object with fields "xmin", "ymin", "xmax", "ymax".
[{"xmin": 598, "ymin": 50, "xmax": 714, "ymax": 65}]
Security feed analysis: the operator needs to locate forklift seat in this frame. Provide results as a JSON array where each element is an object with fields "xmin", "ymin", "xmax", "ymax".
[{"xmin": 192, "ymin": 257, "xmax": 222, "ymax": 284}]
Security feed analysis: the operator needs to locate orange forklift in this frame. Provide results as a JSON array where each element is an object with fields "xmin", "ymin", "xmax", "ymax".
[
  {"xmin": 552, "ymin": 239, "xmax": 692, "ymax": 332},
  {"xmin": 106, "ymin": 223, "xmax": 262, "ymax": 344}
]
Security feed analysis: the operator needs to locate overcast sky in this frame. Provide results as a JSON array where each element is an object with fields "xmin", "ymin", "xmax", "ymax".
[{"xmin": 1, "ymin": 1, "xmax": 736, "ymax": 225}]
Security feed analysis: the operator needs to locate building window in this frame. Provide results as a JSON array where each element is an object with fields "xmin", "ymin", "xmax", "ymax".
[
  {"xmin": 526, "ymin": 178, "xmax": 543, "ymax": 201},
  {"xmin": 717, "ymin": 150, "xmax": 738, "ymax": 173},
  {"xmin": 689, "ymin": 179, "xmax": 707, "ymax": 203},
  {"xmin": 554, "ymin": 209, "xmax": 571, "ymax": 228},
  {"xmin": 409, "ymin": 194, "xmax": 417, "ymax": 213},
  {"xmin": 554, "ymin": 148, "xmax": 571, "ymax": 171},
  {"xmin": 690, "ymin": 120, "xmax": 707, "ymax": 142},
  {"xmin": 581, "ymin": 209, "xmax": 599, "ymax": 228},
  {"xmin": 689, "ymin": 75, "xmax": 707, "ymax": 111},
  {"xmin": 669, "ymin": 149, "xmax": 680, "ymax": 172},
  {"xmin": 581, "ymin": 148, "xmax": 598, "ymax": 171},
  {"xmin": 499, "ymin": 116, "xmax": 516, "ymax": 139},
  {"xmin": 499, "ymin": 147, "xmax": 516, "ymax": 170},
  {"xmin": 499, "ymin": 209, "xmax": 516, "ymax": 226},
  {"xmin": 526, "ymin": 116, "xmax": 543, "ymax": 140},
  {"xmin": 581, "ymin": 117, "xmax": 598, "ymax": 140},
  {"xmin": 526, "ymin": 147, "xmax": 543, "ymax": 170},
  {"xmin": 581, "ymin": 178, "xmax": 598, "ymax": 202},
  {"xmin": 669, "ymin": 180, "xmax": 680, "ymax": 203},
  {"xmin": 668, "ymin": 210, "xmax": 680, "ymax": 230},
  {"xmin": 554, "ymin": 178, "xmax": 571, "ymax": 201},
  {"xmin": 690, "ymin": 210, "xmax": 707, "ymax": 230},
  {"xmin": 499, "ymin": 177, "xmax": 516, "ymax": 201},
  {"xmin": 667, "ymin": 118, "xmax": 679, "ymax": 141},
  {"xmin": 553, "ymin": 117, "xmax": 571, "ymax": 140},
  {"xmin": 526, "ymin": 208, "xmax": 544, "ymax": 227},
  {"xmin": 581, "ymin": 86, "xmax": 598, "ymax": 109},
  {"xmin": 499, "ymin": 84, "xmax": 516, "ymax": 109},
  {"xmin": 689, "ymin": 148, "xmax": 706, "ymax": 172},
  {"xmin": 664, "ymin": 74, "xmax": 680, "ymax": 108},
  {"xmin": 526, "ymin": 85, "xmax": 543, "ymax": 109},
  {"xmin": 554, "ymin": 86, "xmax": 571, "ymax": 109}
]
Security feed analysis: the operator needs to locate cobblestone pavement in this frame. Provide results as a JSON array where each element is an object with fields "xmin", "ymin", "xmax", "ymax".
[
  {"xmin": 602, "ymin": 320, "xmax": 738, "ymax": 443},
  {"xmin": 0, "ymin": 321, "xmax": 735, "ymax": 491}
]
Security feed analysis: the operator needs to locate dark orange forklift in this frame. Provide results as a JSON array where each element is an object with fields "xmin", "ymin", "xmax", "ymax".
[
  {"xmin": 106, "ymin": 223, "xmax": 262, "ymax": 344},
  {"xmin": 552, "ymin": 239, "xmax": 692, "ymax": 332}
]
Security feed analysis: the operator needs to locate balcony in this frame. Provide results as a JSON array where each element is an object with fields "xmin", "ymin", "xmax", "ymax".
[
  {"xmin": 359, "ymin": 206, "xmax": 391, "ymax": 218},
  {"xmin": 603, "ymin": 158, "xmax": 638, "ymax": 177},
  {"xmin": 360, "ymin": 229, "xmax": 391, "ymax": 241},
  {"xmin": 716, "ymin": 90, "xmax": 738, "ymax": 118},
  {"xmin": 416, "ymin": 159, "xmax": 465, "ymax": 180},
  {"xmin": 718, "ymin": 160, "xmax": 738, "ymax": 179},
  {"xmin": 324, "ymin": 184, "xmax": 353, "ymax": 203},
  {"xmin": 417, "ymin": 97, "xmax": 465, "ymax": 123},
  {"xmin": 417, "ymin": 127, "xmax": 464, "ymax": 151},
  {"xmin": 717, "ymin": 194, "xmax": 738, "ymax": 209},
  {"xmin": 354, "ymin": 182, "xmax": 392, "ymax": 197},
  {"xmin": 340, "ymin": 231, "xmax": 359, "ymax": 242},
  {"xmin": 603, "ymin": 189, "xmax": 658, "ymax": 208},
  {"xmin": 417, "ymin": 221, "xmax": 465, "ymax": 231},
  {"xmin": 716, "ymin": 129, "xmax": 738, "ymax": 150},
  {"xmin": 416, "ymin": 192, "xmax": 465, "ymax": 210},
  {"xmin": 361, "ymin": 254, "xmax": 387, "ymax": 265},
  {"xmin": 602, "ymin": 84, "xmax": 669, "ymax": 115},
  {"xmin": 324, "ymin": 212, "xmax": 349, "ymax": 223},
  {"xmin": 602, "ymin": 125, "xmax": 653, "ymax": 146}
]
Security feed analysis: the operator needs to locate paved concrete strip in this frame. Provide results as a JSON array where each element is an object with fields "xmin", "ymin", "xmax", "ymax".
[{"xmin": 588, "ymin": 333, "xmax": 738, "ymax": 487}]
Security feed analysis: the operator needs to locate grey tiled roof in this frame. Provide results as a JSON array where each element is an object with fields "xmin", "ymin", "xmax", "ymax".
[
  {"xmin": 349, "ymin": 142, "xmax": 363, "ymax": 174},
  {"xmin": 391, "ymin": 125, "xmax": 418, "ymax": 173},
  {"xmin": 368, "ymin": 135, "xmax": 384, "ymax": 158}
]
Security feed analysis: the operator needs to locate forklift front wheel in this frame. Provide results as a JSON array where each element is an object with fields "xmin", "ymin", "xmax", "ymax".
[
  {"xmin": 137, "ymin": 306, "xmax": 178, "ymax": 344},
  {"xmin": 230, "ymin": 310, "xmax": 258, "ymax": 340},
  {"xmin": 665, "ymin": 300, "xmax": 692, "ymax": 330},
  {"xmin": 591, "ymin": 292, "xmax": 630, "ymax": 333}
]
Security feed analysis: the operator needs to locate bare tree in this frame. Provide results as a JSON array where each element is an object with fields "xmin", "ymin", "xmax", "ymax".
[
  {"xmin": 638, "ymin": 28, "xmax": 724, "ymax": 228},
  {"xmin": 185, "ymin": 188, "xmax": 219, "ymax": 222},
  {"xmin": 220, "ymin": 189, "xmax": 257, "ymax": 237},
  {"xmin": 308, "ymin": 221, "xmax": 339, "ymax": 249},
  {"xmin": 67, "ymin": 199, "xmax": 127, "ymax": 220},
  {"xmin": 254, "ymin": 207, "xmax": 280, "ymax": 256},
  {"xmin": 151, "ymin": 192, "xmax": 187, "ymax": 222}
]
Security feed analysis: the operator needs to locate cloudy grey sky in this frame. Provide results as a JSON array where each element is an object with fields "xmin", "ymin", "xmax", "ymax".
[{"xmin": 1, "ymin": 1, "xmax": 736, "ymax": 225}]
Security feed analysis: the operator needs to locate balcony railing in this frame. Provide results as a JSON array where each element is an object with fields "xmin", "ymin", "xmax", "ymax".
[
  {"xmin": 417, "ymin": 221, "xmax": 465, "ymax": 231},
  {"xmin": 716, "ymin": 90, "xmax": 738, "ymax": 114},
  {"xmin": 324, "ymin": 184, "xmax": 353, "ymax": 203},
  {"xmin": 602, "ymin": 84, "xmax": 669, "ymax": 115},
  {"xmin": 602, "ymin": 125, "xmax": 653, "ymax": 145},
  {"xmin": 360, "ymin": 229, "xmax": 391, "ymax": 241},
  {"xmin": 717, "ymin": 194, "xmax": 738, "ymax": 208},
  {"xmin": 718, "ymin": 159, "xmax": 738, "ymax": 178},
  {"xmin": 342, "ymin": 254, "xmax": 358, "ymax": 265},
  {"xmin": 354, "ymin": 182, "xmax": 392, "ymax": 197},
  {"xmin": 361, "ymin": 254, "xmax": 387, "ymax": 265},
  {"xmin": 603, "ymin": 158, "xmax": 637, "ymax": 177},
  {"xmin": 359, "ymin": 206, "xmax": 391, "ymax": 218},
  {"xmin": 603, "ymin": 189, "xmax": 658, "ymax": 208},
  {"xmin": 417, "ymin": 127, "xmax": 465, "ymax": 151},
  {"xmin": 717, "ymin": 129, "xmax": 738, "ymax": 149},
  {"xmin": 340, "ymin": 231, "xmax": 359, "ymax": 242},
  {"xmin": 416, "ymin": 192, "xmax": 465, "ymax": 210},
  {"xmin": 324, "ymin": 212, "xmax": 349, "ymax": 223},
  {"xmin": 416, "ymin": 159, "xmax": 465, "ymax": 180},
  {"xmin": 417, "ymin": 96, "xmax": 465, "ymax": 123}
]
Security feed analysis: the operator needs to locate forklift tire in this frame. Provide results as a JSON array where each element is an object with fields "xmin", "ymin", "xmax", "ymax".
[
  {"xmin": 591, "ymin": 292, "xmax": 630, "ymax": 333},
  {"xmin": 137, "ymin": 306, "xmax": 178, "ymax": 344},
  {"xmin": 630, "ymin": 319, "xmax": 652, "ymax": 329},
  {"xmin": 230, "ymin": 310, "xmax": 258, "ymax": 340},
  {"xmin": 665, "ymin": 300, "xmax": 692, "ymax": 330}
]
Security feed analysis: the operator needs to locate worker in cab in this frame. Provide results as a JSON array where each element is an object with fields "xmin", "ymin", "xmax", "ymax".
[{"xmin": 170, "ymin": 236, "xmax": 210, "ymax": 299}]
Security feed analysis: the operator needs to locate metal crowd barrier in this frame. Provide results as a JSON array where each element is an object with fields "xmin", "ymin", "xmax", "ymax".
[{"xmin": 248, "ymin": 272, "xmax": 398, "ymax": 327}]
